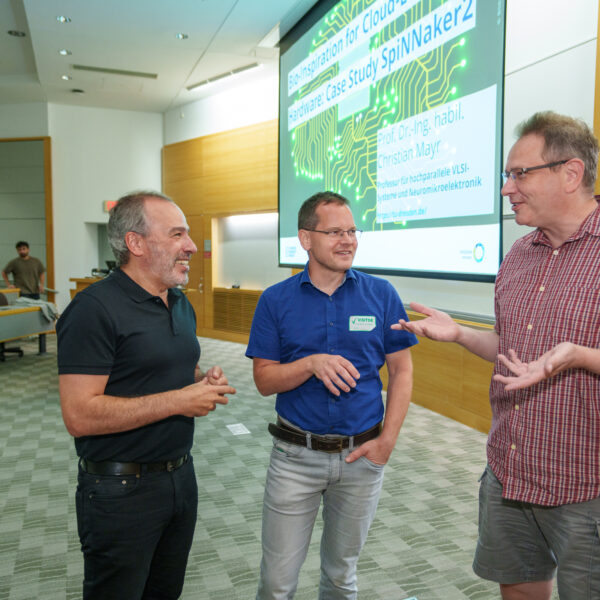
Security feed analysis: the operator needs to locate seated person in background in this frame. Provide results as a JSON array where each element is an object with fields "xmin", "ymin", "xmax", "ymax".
[{"xmin": 2, "ymin": 241, "xmax": 45, "ymax": 299}]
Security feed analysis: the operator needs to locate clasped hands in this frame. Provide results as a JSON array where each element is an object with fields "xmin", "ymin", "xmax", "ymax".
[{"xmin": 182, "ymin": 365, "xmax": 236, "ymax": 417}]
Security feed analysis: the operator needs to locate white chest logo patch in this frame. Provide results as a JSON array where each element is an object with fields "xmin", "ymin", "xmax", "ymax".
[{"xmin": 349, "ymin": 316, "xmax": 376, "ymax": 331}]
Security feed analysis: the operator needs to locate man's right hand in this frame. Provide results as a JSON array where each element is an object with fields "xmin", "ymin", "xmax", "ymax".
[
  {"xmin": 309, "ymin": 354, "xmax": 360, "ymax": 396},
  {"xmin": 392, "ymin": 302, "xmax": 460, "ymax": 343},
  {"xmin": 180, "ymin": 379, "xmax": 236, "ymax": 417}
]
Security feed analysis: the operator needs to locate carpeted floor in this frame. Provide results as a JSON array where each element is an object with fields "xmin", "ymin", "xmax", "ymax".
[{"xmin": 0, "ymin": 335, "xmax": 558, "ymax": 599}]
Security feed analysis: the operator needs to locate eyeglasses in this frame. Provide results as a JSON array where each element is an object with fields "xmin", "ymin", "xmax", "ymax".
[
  {"xmin": 304, "ymin": 228, "xmax": 362, "ymax": 239},
  {"xmin": 501, "ymin": 159, "xmax": 569, "ymax": 182}
]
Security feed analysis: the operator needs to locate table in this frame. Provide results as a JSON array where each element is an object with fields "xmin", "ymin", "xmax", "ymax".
[{"xmin": 0, "ymin": 306, "xmax": 56, "ymax": 361}]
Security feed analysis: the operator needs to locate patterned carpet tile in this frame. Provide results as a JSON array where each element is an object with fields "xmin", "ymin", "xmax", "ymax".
[{"xmin": 0, "ymin": 336, "xmax": 560, "ymax": 599}]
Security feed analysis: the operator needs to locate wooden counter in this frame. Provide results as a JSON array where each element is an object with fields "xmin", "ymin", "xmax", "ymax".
[
  {"xmin": 0, "ymin": 288, "xmax": 20, "ymax": 304},
  {"xmin": 69, "ymin": 277, "xmax": 103, "ymax": 299}
]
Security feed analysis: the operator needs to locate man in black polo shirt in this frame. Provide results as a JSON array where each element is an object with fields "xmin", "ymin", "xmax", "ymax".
[{"xmin": 57, "ymin": 191, "xmax": 236, "ymax": 600}]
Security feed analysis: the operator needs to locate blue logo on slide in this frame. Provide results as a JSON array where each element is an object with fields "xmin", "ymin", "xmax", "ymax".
[{"xmin": 473, "ymin": 243, "xmax": 485, "ymax": 262}]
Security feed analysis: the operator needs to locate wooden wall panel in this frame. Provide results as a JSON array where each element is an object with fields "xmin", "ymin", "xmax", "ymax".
[
  {"xmin": 379, "ymin": 312, "xmax": 493, "ymax": 433},
  {"xmin": 162, "ymin": 119, "xmax": 278, "ymax": 338},
  {"xmin": 201, "ymin": 122, "xmax": 276, "ymax": 172},
  {"xmin": 199, "ymin": 167, "xmax": 277, "ymax": 214},
  {"xmin": 407, "ymin": 311, "xmax": 493, "ymax": 433},
  {"xmin": 165, "ymin": 179, "xmax": 205, "ymax": 216},
  {"xmin": 411, "ymin": 337, "xmax": 493, "ymax": 433},
  {"xmin": 163, "ymin": 119, "xmax": 278, "ymax": 216},
  {"xmin": 163, "ymin": 138, "xmax": 205, "ymax": 183},
  {"xmin": 212, "ymin": 288, "xmax": 261, "ymax": 334}
]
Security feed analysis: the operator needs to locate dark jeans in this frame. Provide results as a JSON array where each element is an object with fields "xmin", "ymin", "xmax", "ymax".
[
  {"xmin": 20, "ymin": 293, "xmax": 40, "ymax": 300},
  {"xmin": 76, "ymin": 456, "xmax": 198, "ymax": 600}
]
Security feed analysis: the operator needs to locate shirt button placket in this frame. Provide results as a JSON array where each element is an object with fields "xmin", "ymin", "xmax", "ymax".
[{"xmin": 327, "ymin": 295, "xmax": 336, "ymax": 355}]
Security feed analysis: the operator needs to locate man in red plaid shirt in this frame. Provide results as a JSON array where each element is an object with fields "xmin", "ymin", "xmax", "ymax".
[{"xmin": 395, "ymin": 112, "xmax": 600, "ymax": 600}]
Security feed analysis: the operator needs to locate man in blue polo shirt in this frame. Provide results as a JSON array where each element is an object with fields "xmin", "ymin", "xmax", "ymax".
[{"xmin": 246, "ymin": 191, "xmax": 417, "ymax": 599}]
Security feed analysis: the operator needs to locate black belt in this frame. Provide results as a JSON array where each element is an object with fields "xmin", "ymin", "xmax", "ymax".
[
  {"xmin": 79, "ymin": 454, "xmax": 188, "ymax": 476},
  {"xmin": 268, "ymin": 420, "xmax": 381, "ymax": 453}
]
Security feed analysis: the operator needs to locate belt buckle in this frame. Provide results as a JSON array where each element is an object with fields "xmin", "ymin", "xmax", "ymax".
[
  {"xmin": 322, "ymin": 437, "xmax": 344, "ymax": 453},
  {"xmin": 166, "ymin": 460, "xmax": 175, "ymax": 472}
]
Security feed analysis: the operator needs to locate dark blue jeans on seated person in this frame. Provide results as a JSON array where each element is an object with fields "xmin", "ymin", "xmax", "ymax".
[
  {"xmin": 76, "ymin": 456, "xmax": 198, "ymax": 600},
  {"xmin": 20, "ymin": 293, "xmax": 40, "ymax": 300}
]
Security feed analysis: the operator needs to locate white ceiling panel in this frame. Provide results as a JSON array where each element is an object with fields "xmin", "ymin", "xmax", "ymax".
[{"xmin": 0, "ymin": 0, "xmax": 318, "ymax": 112}]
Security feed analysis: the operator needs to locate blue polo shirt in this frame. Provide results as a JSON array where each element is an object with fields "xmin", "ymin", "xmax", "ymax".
[{"xmin": 246, "ymin": 266, "xmax": 417, "ymax": 435}]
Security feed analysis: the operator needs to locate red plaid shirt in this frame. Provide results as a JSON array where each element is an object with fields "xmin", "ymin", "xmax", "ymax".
[{"xmin": 488, "ymin": 202, "xmax": 600, "ymax": 506}]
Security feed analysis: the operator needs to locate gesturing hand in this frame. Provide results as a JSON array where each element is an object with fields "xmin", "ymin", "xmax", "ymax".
[
  {"xmin": 493, "ymin": 343, "xmax": 577, "ymax": 391},
  {"xmin": 391, "ymin": 302, "xmax": 460, "ymax": 342}
]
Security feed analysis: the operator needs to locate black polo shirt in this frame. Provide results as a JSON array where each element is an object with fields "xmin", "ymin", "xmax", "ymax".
[{"xmin": 57, "ymin": 268, "xmax": 200, "ymax": 462}]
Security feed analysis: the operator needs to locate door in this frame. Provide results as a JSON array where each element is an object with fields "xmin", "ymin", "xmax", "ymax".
[{"xmin": 186, "ymin": 215, "xmax": 205, "ymax": 331}]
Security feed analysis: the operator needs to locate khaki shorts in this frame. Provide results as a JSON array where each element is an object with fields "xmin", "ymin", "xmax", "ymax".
[{"xmin": 472, "ymin": 465, "xmax": 600, "ymax": 599}]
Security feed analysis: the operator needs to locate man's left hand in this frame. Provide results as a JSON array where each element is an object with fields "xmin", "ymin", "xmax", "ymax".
[
  {"xmin": 493, "ymin": 343, "xmax": 576, "ymax": 391},
  {"xmin": 345, "ymin": 437, "xmax": 393, "ymax": 465}
]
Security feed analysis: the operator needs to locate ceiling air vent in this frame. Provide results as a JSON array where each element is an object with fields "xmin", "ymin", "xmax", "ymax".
[
  {"xmin": 72, "ymin": 65, "xmax": 158, "ymax": 79},
  {"xmin": 186, "ymin": 62, "xmax": 259, "ymax": 91}
]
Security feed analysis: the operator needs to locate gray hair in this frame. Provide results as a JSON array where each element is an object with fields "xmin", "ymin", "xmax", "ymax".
[
  {"xmin": 516, "ymin": 111, "xmax": 599, "ymax": 191},
  {"xmin": 107, "ymin": 191, "xmax": 174, "ymax": 266}
]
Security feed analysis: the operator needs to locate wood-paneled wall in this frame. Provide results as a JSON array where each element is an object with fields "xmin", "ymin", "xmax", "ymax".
[
  {"xmin": 163, "ymin": 120, "xmax": 278, "ymax": 217},
  {"xmin": 408, "ymin": 312, "xmax": 492, "ymax": 433},
  {"xmin": 162, "ymin": 120, "xmax": 278, "ymax": 336}
]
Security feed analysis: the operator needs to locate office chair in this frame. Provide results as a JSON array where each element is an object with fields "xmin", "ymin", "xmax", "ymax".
[{"xmin": 0, "ymin": 292, "xmax": 24, "ymax": 361}]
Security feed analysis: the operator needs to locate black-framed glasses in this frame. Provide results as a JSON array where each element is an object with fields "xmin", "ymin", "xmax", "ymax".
[
  {"xmin": 304, "ymin": 228, "xmax": 362, "ymax": 239},
  {"xmin": 501, "ymin": 159, "xmax": 569, "ymax": 182}
]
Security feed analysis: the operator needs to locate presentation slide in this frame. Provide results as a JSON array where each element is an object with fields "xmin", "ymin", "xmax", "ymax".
[{"xmin": 279, "ymin": 0, "xmax": 506, "ymax": 281}]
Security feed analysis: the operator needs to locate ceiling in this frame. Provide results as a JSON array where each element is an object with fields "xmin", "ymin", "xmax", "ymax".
[{"xmin": 0, "ymin": 0, "xmax": 318, "ymax": 113}]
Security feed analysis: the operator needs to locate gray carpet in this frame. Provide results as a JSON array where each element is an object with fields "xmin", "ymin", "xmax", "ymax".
[{"xmin": 0, "ymin": 335, "xmax": 557, "ymax": 599}]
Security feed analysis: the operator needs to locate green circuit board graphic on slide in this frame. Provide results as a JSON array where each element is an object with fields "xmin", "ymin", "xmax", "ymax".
[{"xmin": 288, "ymin": 0, "xmax": 468, "ymax": 232}]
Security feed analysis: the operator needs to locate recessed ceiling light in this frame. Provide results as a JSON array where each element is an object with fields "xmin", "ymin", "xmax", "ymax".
[
  {"xmin": 7, "ymin": 30, "xmax": 26, "ymax": 37},
  {"xmin": 61, "ymin": 75, "xmax": 72, "ymax": 81},
  {"xmin": 58, "ymin": 49, "xmax": 72, "ymax": 56},
  {"xmin": 175, "ymin": 33, "xmax": 188, "ymax": 40},
  {"xmin": 56, "ymin": 16, "xmax": 72, "ymax": 24}
]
